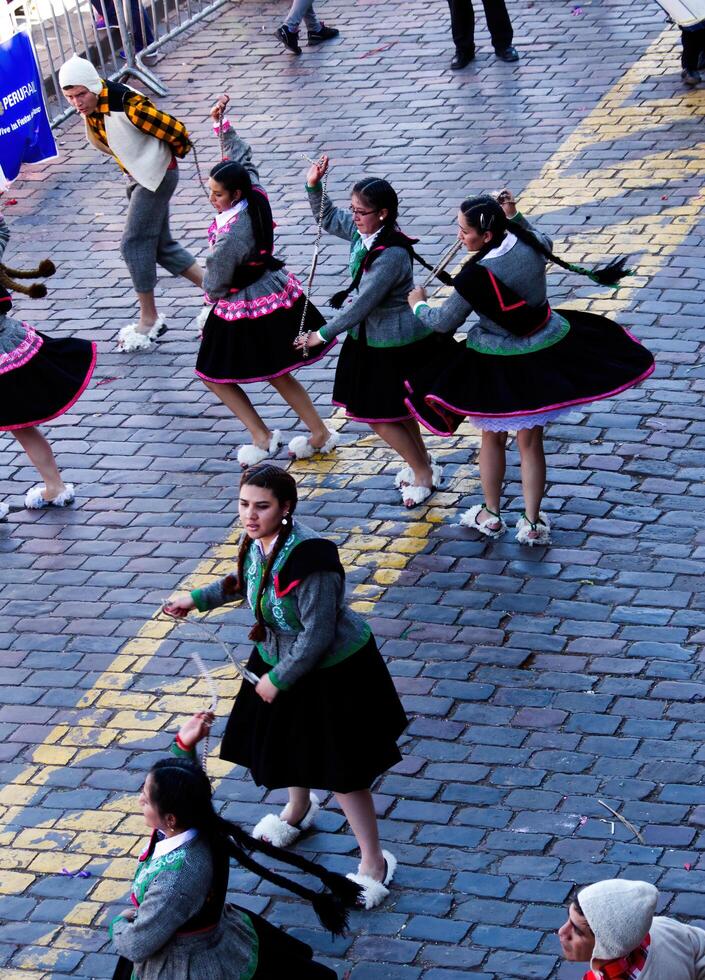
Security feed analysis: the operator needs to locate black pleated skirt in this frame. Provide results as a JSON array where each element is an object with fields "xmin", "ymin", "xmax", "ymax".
[
  {"xmin": 220, "ymin": 635, "xmax": 408, "ymax": 793},
  {"xmin": 0, "ymin": 332, "xmax": 96, "ymax": 431},
  {"xmin": 195, "ymin": 295, "xmax": 331, "ymax": 385},
  {"xmin": 404, "ymin": 309, "xmax": 655, "ymax": 434},
  {"xmin": 332, "ymin": 328, "xmax": 457, "ymax": 423}
]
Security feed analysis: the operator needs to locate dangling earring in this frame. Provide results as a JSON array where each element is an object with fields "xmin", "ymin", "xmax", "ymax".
[{"xmin": 281, "ymin": 515, "xmax": 289, "ymax": 526}]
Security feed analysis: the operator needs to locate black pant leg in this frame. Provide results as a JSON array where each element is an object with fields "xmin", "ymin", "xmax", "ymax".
[
  {"xmin": 681, "ymin": 26, "xmax": 705, "ymax": 70},
  {"xmin": 447, "ymin": 0, "xmax": 476, "ymax": 55},
  {"xmin": 481, "ymin": 0, "xmax": 513, "ymax": 49}
]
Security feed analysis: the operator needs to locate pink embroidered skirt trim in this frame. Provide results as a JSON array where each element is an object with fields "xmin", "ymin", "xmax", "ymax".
[
  {"xmin": 0, "ymin": 323, "xmax": 43, "ymax": 376},
  {"xmin": 209, "ymin": 273, "xmax": 303, "ymax": 322}
]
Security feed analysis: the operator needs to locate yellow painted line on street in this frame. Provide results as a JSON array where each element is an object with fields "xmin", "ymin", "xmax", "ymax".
[{"xmin": 3, "ymin": 26, "xmax": 704, "ymax": 970}]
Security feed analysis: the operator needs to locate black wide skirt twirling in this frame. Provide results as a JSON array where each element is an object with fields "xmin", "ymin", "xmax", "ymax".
[
  {"xmin": 332, "ymin": 328, "xmax": 457, "ymax": 423},
  {"xmin": 221, "ymin": 635, "xmax": 408, "ymax": 793},
  {"xmin": 404, "ymin": 309, "xmax": 655, "ymax": 435},
  {"xmin": 195, "ymin": 295, "xmax": 331, "ymax": 385},
  {"xmin": 0, "ymin": 332, "xmax": 97, "ymax": 431}
]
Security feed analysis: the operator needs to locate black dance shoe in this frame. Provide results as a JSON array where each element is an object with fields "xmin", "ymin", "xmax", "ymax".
[
  {"xmin": 308, "ymin": 23, "xmax": 339, "ymax": 45},
  {"xmin": 450, "ymin": 48, "xmax": 475, "ymax": 70},
  {"xmin": 495, "ymin": 45, "xmax": 519, "ymax": 62},
  {"xmin": 275, "ymin": 24, "xmax": 302, "ymax": 55}
]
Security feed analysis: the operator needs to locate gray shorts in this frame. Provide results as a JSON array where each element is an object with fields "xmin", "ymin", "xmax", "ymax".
[{"xmin": 121, "ymin": 166, "xmax": 194, "ymax": 293}]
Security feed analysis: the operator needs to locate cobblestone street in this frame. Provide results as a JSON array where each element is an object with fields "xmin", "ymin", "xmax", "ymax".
[{"xmin": 1, "ymin": 0, "xmax": 705, "ymax": 976}]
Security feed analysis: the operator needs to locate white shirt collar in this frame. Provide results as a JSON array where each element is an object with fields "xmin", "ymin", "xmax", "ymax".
[
  {"xmin": 360, "ymin": 228, "xmax": 382, "ymax": 251},
  {"xmin": 153, "ymin": 827, "xmax": 198, "ymax": 859},
  {"xmin": 215, "ymin": 199, "xmax": 248, "ymax": 229},
  {"xmin": 256, "ymin": 536, "xmax": 277, "ymax": 557},
  {"xmin": 484, "ymin": 231, "xmax": 517, "ymax": 260}
]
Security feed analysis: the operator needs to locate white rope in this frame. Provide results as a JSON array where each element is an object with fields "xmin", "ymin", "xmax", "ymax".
[
  {"xmin": 188, "ymin": 651, "xmax": 218, "ymax": 774},
  {"xmin": 297, "ymin": 154, "xmax": 329, "ymax": 358}
]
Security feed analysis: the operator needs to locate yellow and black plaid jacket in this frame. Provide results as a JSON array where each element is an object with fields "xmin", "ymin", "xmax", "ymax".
[{"xmin": 86, "ymin": 84, "xmax": 192, "ymax": 167}]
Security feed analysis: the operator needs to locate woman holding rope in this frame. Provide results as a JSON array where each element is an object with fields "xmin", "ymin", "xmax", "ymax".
[
  {"xmin": 294, "ymin": 157, "xmax": 456, "ymax": 507},
  {"xmin": 164, "ymin": 464, "xmax": 407, "ymax": 910},
  {"xmin": 110, "ymin": 710, "xmax": 360, "ymax": 979},
  {"xmin": 196, "ymin": 95, "xmax": 338, "ymax": 468},
  {"xmin": 0, "ymin": 209, "xmax": 96, "ymax": 517},
  {"xmin": 405, "ymin": 190, "xmax": 655, "ymax": 545}
]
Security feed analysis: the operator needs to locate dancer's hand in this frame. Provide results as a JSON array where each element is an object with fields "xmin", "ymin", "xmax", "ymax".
[
  {"xmin": 209, "ymin": 94, "xmax": 230, "ymax": 123},
  {"xmin": 293, "ymin": 330, "xmax": 323, "ymax": 350},
  {"xmin": 256, "ymin": 674, "xmax": 279, "ymax": 703},
  {"xmin": 408, "ymin": 285, "xmax": 427, "ymax": 308},
  {"xmin": 120, "ymin": 908, "xmax": 137, "ymax": 921},
  {"xmin": 163, "ymin": 593, "xmax": 195, "ymax": 618},
  {"xmin": 306, "ymin": 154, "xmax": 329, "ymax": 187},
  {"xmin": 495, "ymin": 188, "xmax": 517, "ymax": 218},
  {"xmin": 178, "ymin": 711, "xmax": 215, "ymax": 749}
]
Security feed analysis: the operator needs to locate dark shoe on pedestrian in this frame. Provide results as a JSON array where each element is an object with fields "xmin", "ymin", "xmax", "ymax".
[
  {"xmin": 681, "ymin": 67, "xmax": 701, "ymax": 85},
  {"xmin": 276, "ymin": 24, "xmax": 302, "ymax": 55},
  {"xmin": 495, "ymin": 45, "xmax": 519, "ymax": 62},
  {"xmin": 307, "ymin": 22, "xmax": 339, "ymax": 45},
  {"xmin": 450, "ymin": 48, "xmax": 475, "ymax": 70}
]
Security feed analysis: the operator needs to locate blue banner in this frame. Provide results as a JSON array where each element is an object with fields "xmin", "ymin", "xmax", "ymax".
[{"xmin": 0, "ymin": 31, "xmax": 57, "ymax": 185}]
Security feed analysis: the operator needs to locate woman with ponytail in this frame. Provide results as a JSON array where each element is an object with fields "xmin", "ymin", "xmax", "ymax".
[
  {"xmin": 110, "ymin": 711, "xmax": 361, "ymax": 979},
  {"xmin": 0, "ymin": 208, "xmax": 96, "ymax": 519},
  {"xmin": 294, "ymin": 157, "xmax": 456, "ymax": 507},
  {"xmin": 164, "ymin": 464, "xmax": 407, "ymax": 910},
  {"xmin": 196, "ymin": 95, "xmax": 337, "ymax": 469},
  {"xmin": 405, "ymin": 190, "xmax": 654, "ymax": 546}
]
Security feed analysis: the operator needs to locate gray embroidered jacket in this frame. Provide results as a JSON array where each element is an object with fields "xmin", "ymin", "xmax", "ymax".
[
  {"xmin": 0, "ymin": 216, "xmax": 32, "ymax": 355},
  {"xmin": 416, "ymin": 213, "xmax": 569, "ymax": 355},
  {"xmin": 110, "ymin": 833, "xmax": 258, "ymax": 978},
  {"xmin": 191, "ymin": 520, "xmax": 370, "ymax": 689},
  {"xmin": 202, "ymin": 124, "xmax": 297, "ymax": 306},
  {"xmin": 307, "ymin": 185, "xmax": 431, "ymax": 348}
]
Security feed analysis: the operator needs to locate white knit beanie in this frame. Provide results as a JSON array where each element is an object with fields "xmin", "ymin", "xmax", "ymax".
[
  {"xmin": 58, "ymin": 54, "xmax": 103, "ymax": 94},
  {"xmin": 578, "ymin": 879, "xmax": 658, "ymax": 961}
]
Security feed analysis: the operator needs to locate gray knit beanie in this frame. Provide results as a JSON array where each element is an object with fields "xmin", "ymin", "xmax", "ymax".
[{"xmin": 578, "ymin": 879, "xmax": 658, "ymax": 961}]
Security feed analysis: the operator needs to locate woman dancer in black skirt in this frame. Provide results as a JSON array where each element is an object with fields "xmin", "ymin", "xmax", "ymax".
[
  {"xmin": 406, "ymin": 190, "xmax": 654, "ymax": 546},
  {"xmin": 0, "ymin": 211, "xmax": 96, "ymax": 518},
  {"xmin": 164, "ymin": 464, "xmax": 408, "ymax": 909},
  {"xmin": 196, "ymin": 95, "xmax": 337, "ymax": 468},
  {"xmin": 110, "ymin": 710, "xmax": 359, "ymax": 980},
  {"xmin": 294, "ymin": 156, "xmax": 455, "ymax": 507}
]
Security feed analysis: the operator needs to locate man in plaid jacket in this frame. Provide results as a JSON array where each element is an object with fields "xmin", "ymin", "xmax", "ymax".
[{"xmin": 59, "ymin": 54, "xmax": 203, "ymax": 351}]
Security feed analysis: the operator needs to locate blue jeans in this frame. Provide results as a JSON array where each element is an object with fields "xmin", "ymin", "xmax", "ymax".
[{"xmin": 284, "ymin": 0, "xmax": 321, "ymax": 32}]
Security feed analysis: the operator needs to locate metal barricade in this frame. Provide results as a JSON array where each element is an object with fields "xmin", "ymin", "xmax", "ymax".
[{"xmin": 0, "ymin": 0, "xmax": 230, "ymax": 127}]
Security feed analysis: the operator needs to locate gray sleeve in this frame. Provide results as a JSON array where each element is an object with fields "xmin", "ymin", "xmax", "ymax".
[
  {"xmin": 319, "ymin": 246, "xmax": 411, "ymax": 341},
  {"xmin": 269, "ymin": 572, "xmax": 339, "ymax": 689},
  {"xmin": 415, "ymin": 289, "xmax": 474, "ymax": 335},
  {"xmin": 191, "ymin": 572, "xmax": 240, "ymax": 612},
  {"xmin": 306, "ymin": 185, "xmax": 356, "ymax": 241},
  {"xmin": 110, "ymin": 869, "xmax": 206, "ymax": 962},
  {"xmin": 203, "ymin": 226, "xmax": 254, "ymax": 299},
  {"xmin": 0, "ymin": 215, "xmax": 9, "ymax": 263},
  {"xmin": 220, "ymin": 123, "xmax": 260, "ymax": 184},
  {"xmin": 510, "ymin": 211, "xmax": 553, "ymax": 253}
]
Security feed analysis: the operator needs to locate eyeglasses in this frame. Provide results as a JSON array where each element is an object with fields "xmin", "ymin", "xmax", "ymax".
[{"xmin": 349, "ymin": 206, "xmax": 379, "ymax": 217}]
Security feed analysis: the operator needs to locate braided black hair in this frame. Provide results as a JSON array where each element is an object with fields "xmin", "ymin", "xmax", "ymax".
[
  {"xmin": 210, "ymin": 161, "xmax": 283, "ymax": 269},
  {"xmin": 0, "ymin": 258, "xmax": 56, "ymax": 298},
  {"xmin": 236, "ymin": 464, "xmax": 298, "ymax": 643},
  {"xmin": 460, "ymin": 194, "xmax": 633, "ymax": 287},
  {"xmin": 149, "ymin": 757, "xmax": 361, "ymax": 934}
]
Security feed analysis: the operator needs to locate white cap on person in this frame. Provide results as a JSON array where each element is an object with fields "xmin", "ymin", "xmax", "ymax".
[
  {"xmin": 578, "ymin": 879, "xmax": 658, "ymax": 961},
  {"xmin": 58, "ymin": 54, "xmax": 103, "ymax": 94}
]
